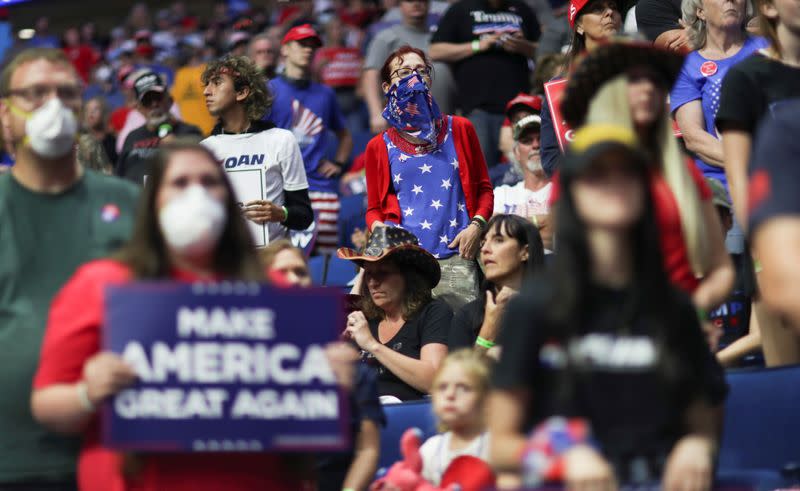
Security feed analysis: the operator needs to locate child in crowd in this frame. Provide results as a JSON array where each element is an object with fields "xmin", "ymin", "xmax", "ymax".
[{"xmin": 419, "ymin": 349, "xmax": 492, "ymax": 486}]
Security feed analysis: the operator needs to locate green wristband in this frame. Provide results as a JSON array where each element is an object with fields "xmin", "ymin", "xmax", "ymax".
[
  {"xmin": 281, "ymin": 206, "xmax": 288, "ymax": 223},
  {"xmin": 697, "ymin": 307, "xmax": 708, "ymax": 322},
  {"xmin": 475, "ymin": 336, "xmax": 496, "ymax": 349},
  {"xmin": 472, "ymin": 39, "xmax": 481, "ymax": 53}
]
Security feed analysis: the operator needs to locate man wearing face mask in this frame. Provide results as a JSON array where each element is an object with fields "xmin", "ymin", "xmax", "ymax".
[
  {"xmin": 116, "ymin": 70, "xmax": 202, "ymax": 185},
  {"xmin": 0, "ymin": 48, "xmax": 138, "ymax": 489},
  {"xmin": 201, "ymin": 55, "xmax": 314, "ymax": 244},
  {"xmin": 492, "ymin": 115, "xmax": 553, "ymax": 250}
]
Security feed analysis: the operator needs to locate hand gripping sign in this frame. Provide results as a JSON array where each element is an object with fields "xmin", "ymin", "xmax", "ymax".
[
  {"xmin": 102, "ymin": 282, "xmax": 348, "ymax": 452},
  {"xmin": 544, "ymin": 78, "xmax": 683, "ymax": 152}
]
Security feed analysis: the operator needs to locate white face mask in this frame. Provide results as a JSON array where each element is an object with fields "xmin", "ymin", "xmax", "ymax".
[
  {"xmin": 158, "ymin": 185, "xmax": 227, "ymax": 257},
  {"xmin": 18, "ymin": 98, "xmax": 79, "ymax": 159}
]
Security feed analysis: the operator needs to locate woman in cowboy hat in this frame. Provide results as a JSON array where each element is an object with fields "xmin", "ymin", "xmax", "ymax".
[
  {"xmin": 558, "ymin": 37, "xmax": 734, "ymax": 317},
  {"xmin": 339, "ymin": 227, "xmax": 452, "ymax": 402}
]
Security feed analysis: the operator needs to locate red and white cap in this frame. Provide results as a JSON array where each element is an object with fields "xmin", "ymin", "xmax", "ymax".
[
  {"xmin": 505, "ymin": 92, "xmax": 543, "ymax": 118},
  {"xmin": 281, "ymin": 24, "xmax": 322, "ymax": 46},
  {"xmin": 568, "ymin": 0, "xmax": 591, "ymax": 29}
]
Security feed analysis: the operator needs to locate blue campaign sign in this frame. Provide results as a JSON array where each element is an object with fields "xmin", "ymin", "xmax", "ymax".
[{"xmin": 102, "ymin": 282, "xmax": 348, "ymax": 452}]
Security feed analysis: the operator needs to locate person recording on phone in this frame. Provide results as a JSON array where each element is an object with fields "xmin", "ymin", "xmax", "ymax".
[{"xmin": 116, "ymin": 70, "xmax": 202, "ymax": 185}]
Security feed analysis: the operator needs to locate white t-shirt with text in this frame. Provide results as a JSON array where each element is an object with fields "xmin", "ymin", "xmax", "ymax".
[{"xmin": 202, "ymin": 128, "xmax": 309, "ymax": 243}]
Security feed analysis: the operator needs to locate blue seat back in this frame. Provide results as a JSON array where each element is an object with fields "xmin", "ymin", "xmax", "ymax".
[
  {"xmin": 719, "ymin": 365, "xmax": 800, "ymax": 472},
  {"xmin": 378, "ymin": 400, "xmax": 438, "ymax": 472},
  {"xmin": 308, "ymin": 255, "xmax": 327, "ymax": 286},
  {"xmin": 325, "ymin": 256, "xmax": 358, "ymax": 287}
]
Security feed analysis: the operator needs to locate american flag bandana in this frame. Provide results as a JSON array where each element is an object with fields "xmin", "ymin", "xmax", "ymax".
[{"xmin": 381, "ymin": 73, "xmax": 442, "ymax": 146}]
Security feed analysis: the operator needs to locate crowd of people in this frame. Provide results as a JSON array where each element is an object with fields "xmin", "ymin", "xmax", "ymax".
[{"xmin": 0, "ymin": 0, "xmax": 799, "ymax": 488}]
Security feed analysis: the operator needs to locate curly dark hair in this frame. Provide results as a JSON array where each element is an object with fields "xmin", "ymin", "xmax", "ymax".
[
  {"xmin": 358, "ymin": 257, "xmax": 433, "ymax": 321},
  {"xmin": 201, "ymin": 55, "xmax": 273, "ymax": 121}
]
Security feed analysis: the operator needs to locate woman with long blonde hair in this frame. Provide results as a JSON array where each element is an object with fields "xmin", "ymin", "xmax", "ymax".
[{"xmin": 560, "ymin": 40, "xmax": 734, "ymax": 313}]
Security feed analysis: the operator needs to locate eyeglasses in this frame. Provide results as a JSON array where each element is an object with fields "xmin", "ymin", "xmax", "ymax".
[
  {"xmin": 6, "ymin": 84, "xmax": 82, "ymax": 107},
  {"xmin": 390, "ymin": 65, "xmax": 433, "ymax": 81}
]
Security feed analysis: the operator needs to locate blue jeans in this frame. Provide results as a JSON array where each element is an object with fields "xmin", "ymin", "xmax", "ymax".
[{"xmin": 466, "ymin": 109, "xmax": 505, "ymax": 170}]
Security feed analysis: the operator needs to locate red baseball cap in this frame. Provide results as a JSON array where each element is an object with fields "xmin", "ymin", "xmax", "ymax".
[
  {"xmin": 282, "ymin": 24, "xmax": 322, "ymax": 46},
  {"xmin": 568, "ymin": 0, "xmax": 590, "ymax": 28},
  {"xmin": 505, "ymin": 93, "xmax": 543, "ymax": 118}
]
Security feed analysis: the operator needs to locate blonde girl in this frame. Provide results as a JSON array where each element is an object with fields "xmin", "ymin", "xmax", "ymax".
[{"xmin": 419, "ymin": 349, "xmax": 491, "ymax": 485}]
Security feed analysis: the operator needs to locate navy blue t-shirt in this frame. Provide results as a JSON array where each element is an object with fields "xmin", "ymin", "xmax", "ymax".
[
  {"xmin": 749, "ymin": 98, "xmax": 800, "ymax": 234},
  {"xmin": 268, "ymin": 76, "xmax": 347, "ymax": 193}
]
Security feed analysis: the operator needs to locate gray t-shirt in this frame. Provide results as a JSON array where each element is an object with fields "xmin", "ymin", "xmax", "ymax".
[{"xmin": 364, "ymin": 24, "xmax": 456, "ymax": 114}]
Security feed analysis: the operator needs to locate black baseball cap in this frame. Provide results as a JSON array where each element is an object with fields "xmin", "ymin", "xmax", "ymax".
[{"xmin": 133, "ymin": 71, "xmax": 167, "ymax": 102}]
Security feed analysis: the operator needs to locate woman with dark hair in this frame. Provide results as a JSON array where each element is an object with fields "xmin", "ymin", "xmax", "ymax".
[
  {"xmin": 448, "ymin": 214, "xmax": 545, "ymax": 352},
  {"xmin": 559, "ymin": 39, "xmax": 734, "ymax": 315},
  {"xmin": 489, "ymin": 125, "xmax": 727, "ymax": 488},
  {"xmin": 364, "ymin": 45, "xmax": 493, "ymax": 310},
  {"xmin": 539, "ymin": 0, "xmax": 622, "ymax": 176},
  {"xmin": 30, "ymin": 141, "xmax": 307, "ymax": 491},
  {"xmin": 339, "ymin": 227, "xmax": 452, "ymax": 402}
]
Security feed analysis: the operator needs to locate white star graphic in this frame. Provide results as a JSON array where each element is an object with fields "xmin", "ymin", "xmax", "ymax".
[
  {"xmin": 412, "ymin": 184, "xmax": 423, "ymax": 195},
  {"xmin": 439, "ymin": 234, "xmax": 449, "ymax": 244},
  {"xmin": 441, "ymin": 178, "xmax": 452, "ymax": 190},
  {"xmin": 403, "ymin": 206, "xmax": 414, "ymax": 217},
  {"xmin": 433, "ymin": 253, "xmax": 440, "ymax": 258},
  {"xmin": 393, "ymin": 173, "xmax": 403, "ymax": 185},
  {"xmin": 419, "ymin": 163, "xmax": 432, "ymax": 174},
  {"xmin": 449, "ymin": 218, "xmax": 458, "ymax": 228},
  {"xmin": 431, "ymin": 199, "xmax": 443, "ymax": 210},
  {"xmin": 457, "ymin": 202, "xmax": 466, "ymax": 212},
  {"xmin": 420, "ymin": 220, "xmax": 432, "ymax": 230},
  {"xmin": 387, "ymin": 141, "xmax": 396, "ymax": 149},
  {"xmin": 450, "ymin": 159, "xmax": 459, "ymax": 169}
]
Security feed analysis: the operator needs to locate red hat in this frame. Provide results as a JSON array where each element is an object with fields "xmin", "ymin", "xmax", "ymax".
[
  {"xmin": 282, "ymin": 24, "xmax": 322, "ymax": 46},
  {"xmin": 568, "ymin": 0, "xmax": 590, "ymax": 29},
  {"xmin": 505, "ymin": 92, "xmax": 543, "ymax": 118}
]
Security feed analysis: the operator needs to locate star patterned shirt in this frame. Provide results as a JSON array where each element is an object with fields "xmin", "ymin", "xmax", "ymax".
[
  {"xmin": 670, "ymin": 36, "xmax": 768, "ymax": 191},
  {"xmin": 385, "ymin": 116, "xmax": 470, "ymax": 259}
]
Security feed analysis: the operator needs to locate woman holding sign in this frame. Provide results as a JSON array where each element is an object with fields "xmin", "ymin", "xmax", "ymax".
[
  {"xmin": 539, "ymin": 0, "xmax": 623, "ymax": 176},
  {"xmin": 558, "ymin": 39, "xmax": 734, "ymax": 319},
  {"xmin": 31, "ymin": 142, "xmax": 307, "ymax": 491}
]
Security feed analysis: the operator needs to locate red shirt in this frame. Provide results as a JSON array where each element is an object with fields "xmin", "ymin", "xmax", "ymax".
[
  {"xmin": 550, "ymin": 159, "xmax": 711, "ymax": 293},
  {"xmin": 33, "ymin": 259, "xmax": 303, "ymax": 491},
  {"xmin": 365, "ymin": 116, "xmax": 494, "ymax": 228},
  {"xmin": 109, "ymin": 107, "xmax": 132, "ymax": 134},
  {"xmin": 63, "ymin": 45, "xmax": 99, "ymax": 83}
]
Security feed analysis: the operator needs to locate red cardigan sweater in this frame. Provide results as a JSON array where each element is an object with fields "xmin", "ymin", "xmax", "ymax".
[{"xmin": 365, "ymin": 116, "xmax": 494, "ymax": 228}]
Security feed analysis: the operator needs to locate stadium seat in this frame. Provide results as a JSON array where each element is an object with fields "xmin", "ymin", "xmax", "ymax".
[
  {"xmin": 325, "ymin": 256, "xmax": 358, "ymax": 287},
  {"xmin": 377, "ymin": 400, "xmax": 437, "ymax": 474},
  {"xmin": 308, "ymin": 255, "xmax": 327, "ymax": 286},
  {"xmin": 717, "ymin": 365, "xmax": 800, "ymax": 488}
]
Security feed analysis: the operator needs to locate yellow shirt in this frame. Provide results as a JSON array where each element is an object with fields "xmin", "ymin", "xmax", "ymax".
[{"xmin": 171, "ymin": 64, "xmax": 215, "ymax": 136}]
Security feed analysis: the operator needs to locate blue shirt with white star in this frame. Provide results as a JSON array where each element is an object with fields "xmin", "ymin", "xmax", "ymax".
[{"xmin": 384, "ymin": 116, "xmax": 470, "ymax": 259}]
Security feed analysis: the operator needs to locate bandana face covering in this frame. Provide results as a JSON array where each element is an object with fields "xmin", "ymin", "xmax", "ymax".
[{"xmin": 381, "ymin": 73, "xmax": 442, "ymax": 146}]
